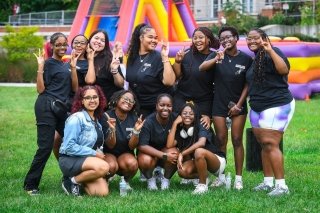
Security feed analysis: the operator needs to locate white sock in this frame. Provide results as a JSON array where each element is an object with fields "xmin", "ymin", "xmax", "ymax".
[
  {"xmin": 71, "ymin": 177, "xmax": 78, "ymax": 184},
  {"xmin": 235, "ymin": 175, "xmax": 242, "ymax": 182},
  {"xmin": 275, "ymin": 179, "xmax": 286, "ymax": 188},
  {"xmin": 263, "ymin": 177, "xmax": 274, "ymax": 187},
  {"xmin": 219, "ymin": 173, "xmax": 225, "ymax": 181}
]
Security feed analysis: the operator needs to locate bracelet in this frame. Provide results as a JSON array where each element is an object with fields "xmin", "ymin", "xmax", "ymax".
[
  {"xmin": 111, "ymin": 69, "xmax": 118, "ymax": 75},
  {"xmin": 37, "ymin": 70, "xmax": 44, "ymax": 73},
  {"xmin": 132, "ymin": 128, "xmax": 141, "ymax": 136},
  {"xmin": 162, "ymin": 60, "xmax": 170, "ymax": 63}
]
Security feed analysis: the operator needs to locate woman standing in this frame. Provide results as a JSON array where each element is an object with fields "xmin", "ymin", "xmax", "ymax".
[
  {"xmin": 59, "ymin": 85, "xmax": 110, "ymax": 196},
  {"xmin": 167, "ymin": 103, "xmax": 226, "ymax": 195},
  {"xmin": 126, "ymin": 23, "xmax": 176, "ymax": 117},
  {"xmin": 199, "ymin": 26, "xmax": 253, "ymax": 190},
  {"xmin": 24, "ymin": 32, "xmax": 78, "ymax": 195},
  {"xmin": 87, "ymin": 29, "xmax": 124, "ymax": 101},
  {"xmin": 100, "ymin": 90, "xmax": 145, "ymax": 189},
  {"xmin": 138, "ymin": 94, "xmax": 178, "ymax": 190},
  {"xmin": 173, "ymin": 27, "xmax": 220, "ymax": 129},
  {"xmin": 245, "ymin": 28, "xmax": 295, "ymax": 196}
]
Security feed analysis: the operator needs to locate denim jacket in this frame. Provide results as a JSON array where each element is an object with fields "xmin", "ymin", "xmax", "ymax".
[{"xmin": 59, "ymin": 110, "xmax": 103, "ymax": 157}]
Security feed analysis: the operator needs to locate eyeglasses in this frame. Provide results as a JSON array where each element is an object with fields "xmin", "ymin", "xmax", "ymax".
[
  {"xmin": 73, "ymin": 41, "xmax": 87, "ymax": 46},
  {"xmin": 181, "ymin": 111, "xmax": 194, "ymax": 116},
  {"xmin": 246, "ymin": 36, "xmax": 261, "ymax": 42},
  {"xmin": 219, "ymin": 35, "xmax": 233, "ymax": 43},
  {"xmin": 54, "ymin": 43, "xmax": 69, "ymax": 48},
  {"xmin": 121, "ymin": 96, "xmax": 135, "ymax": 105},
  {"xmin": 83, "ymin": 95, "xmax": 99, "ymax": 101}
]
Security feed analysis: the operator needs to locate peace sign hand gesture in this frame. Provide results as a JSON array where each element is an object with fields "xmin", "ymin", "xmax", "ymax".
[{"xmin": 33, "ymin": 48, "xmax": 45, "ymax": 66}]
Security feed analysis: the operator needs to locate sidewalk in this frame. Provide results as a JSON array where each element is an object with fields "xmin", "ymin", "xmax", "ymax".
[{"xmin": 0, "ymin": 83, "xmax": 36, "ymax": 87}]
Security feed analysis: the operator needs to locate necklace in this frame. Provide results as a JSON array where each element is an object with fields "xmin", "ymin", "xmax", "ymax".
[
  {"xmin": 139, "ymin": 53, "xmax": 149, "ymax": 63},
  {"xmin": 156, "ymin": 114, "xmax": 170, "ymax": 132},
  {"xmin": 226, "ymin": 54, "xmax": 232, "ymax": 63}
]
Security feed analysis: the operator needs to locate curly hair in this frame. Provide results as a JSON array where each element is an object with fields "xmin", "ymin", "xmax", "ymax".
[
  {"xmin": 218, "ymin": 26, "xmax": 239, "ymax": 40},
  {"xmin": 248, "ymin": 28, "xmax": 271, "ymax": 84},
  {"xmin": 71, "ymin": 85, "xmax": 107, "ymax": 119},
  {"xmin": 191, "ymin": 27, "xmax": 220, "ymax": 53},
  {"xmin": 107, "ymin": 89, "xmax": 139, "ymax": 113},
  {"xmin": 127, "ymin": 23, "xmax": 153, "ymax": 65},
  {"xmin": 71, "ymin": 34, "xmax": 88, "ymax": 58},
  {"xmin": 88, "ymin": 29, "xmax": 113, "ymax": 77},
  {"xmin": 176, "ymin": 102, "xmax": 201, "ymax": 151}
]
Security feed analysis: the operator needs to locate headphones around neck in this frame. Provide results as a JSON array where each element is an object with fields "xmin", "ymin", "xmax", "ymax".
[{"xmin": 180, "ymin": 127, "xmax": 194, "ymax": 139}]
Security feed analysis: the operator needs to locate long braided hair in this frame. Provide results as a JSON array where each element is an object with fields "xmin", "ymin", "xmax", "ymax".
[
  {"xmin": 249, "ymin": 28, "xmax": 271, "ymax": 84},
  {"xmin": 127, "ymin": 23, "xmax": 153, "ymax": 66}
]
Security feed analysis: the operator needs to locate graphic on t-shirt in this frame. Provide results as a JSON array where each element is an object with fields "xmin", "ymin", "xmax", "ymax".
[
  {"xmin": 235, "ymin": 64, "xmax": 245, "ymax": 75},
  {"xmin": 141, "ymin": 63, "xmax": 151, "ymax": 72}
]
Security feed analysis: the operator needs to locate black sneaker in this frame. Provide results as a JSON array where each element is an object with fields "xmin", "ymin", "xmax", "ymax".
[
  {"xmin": 70, "ymin": 183, "xmax": 81, "ymax": 196},
  {"xmin": 26, "ymin": 189, "xmax": 40, "ymax": 196},
  {"xmin": 62, "ymin": 177, "xmax": 72, "ymax": 195}
]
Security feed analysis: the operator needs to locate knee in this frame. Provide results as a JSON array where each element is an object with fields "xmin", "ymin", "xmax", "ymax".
[
  {"xmin": 138, "ymin": 155, "xmax": 153, "ymax": 170},
  {"xmin": 232, "ymin": 137, "xmax": 243, "ymax": 148},
  {"xmin": 126, "ymin": 158, "xmax": 138, "ymax": 171},
  {"xmin": 96, "ymin": 187, "xmax": 109, "ymax": 197},
  {"xmin": 107, "ymin": 161, "xmax": 118, "ymax": 175},
  {"xmin": 97, "ymin": 162, "xmax": 110, "ymax": 177},
  {"xmin": 194, "ymin": 148, "xmax": 206, "ymax": 160}
]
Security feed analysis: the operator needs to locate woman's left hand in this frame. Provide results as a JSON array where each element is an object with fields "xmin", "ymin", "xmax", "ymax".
[
  {"xmin": 228, "ymin": 105, "xmax": 242, "ymax": 117},
  {"xmin": 200, "ymin": 115, "xmax": 211, "ymax": 130},
  {"xmin": 134, "ymin": 115, "xmax": 145, "ymax": 132},
  {"xmin": 70, "ymin": 49, "xmax": 81, "ymax": 69},
  {"xmin": 161, "ymin": 41, "xmax": 170, "ymax": 58}
]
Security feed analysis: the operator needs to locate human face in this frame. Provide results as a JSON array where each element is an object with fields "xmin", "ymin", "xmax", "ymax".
[
  {"xmin": 52, "ymin": 36, "xmax": 68, "ymax": 58},
  {"xmin": 156, "ymin": 96, "xmax": 172, "ymax": 119},
  {"xmin": 181, "ymin": 106, "xmax": 195, "ymax": 127},
  {"xmin": 90, "ymin": 32, "xmax": 106, "ymax": 52},
  {"xmin": 82, "ymin": 89, "xmax": 99, "ymax": 112},
  {"xmin": 219, "ymin": 31, "xmax": 236, "ymax": 50},
  {"xmin": 246, "ymin": 30, "xmax": 262, "ymax": 52},
  {"xmin": 72, "ymin": 35, "xmax": 88, "ymax": 56},
  {"xmin": 140, "ymin": 28, "xmax": 158, "ymax": 52},
  {"xmin": 192, "ymin": 31, "xmax": 209, "ymax": 53},
  {"xmin": 117, "ymin": 92, "xmax": 135, "ymax": 112}
]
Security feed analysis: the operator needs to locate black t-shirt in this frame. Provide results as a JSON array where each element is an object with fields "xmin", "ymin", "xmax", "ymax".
[
  {"xmin": 176, "ymin": 50, "xmax": 215, "ymax": 102},
  {"xmin": 100, "ymin": 110, "xmax": 138, "ymax": 157},
  {"xmin": 43, "ymin": 58, "xmax": 72, "ymax": 102},
  {"xmin": 139, "ymin": 112, "xmax": 177, "ymax": 150},
  {"xmin": 175, "ymin": 124, "xmax": 225, "ymax": 158},
  {"xmin": 245, "ymin": 47, "xmax": 293, "ymax": 112},
  {"xmin": 74, "ymin": 59, "xmax": 89, "ymax": 87},
  {"xmin": 126, "ymin": 51, "xmax": 174, "ymax": 110},
  {"xmin": 95, "ymin": 54, "xmax": 124, "ymax": 102},
  {"xmin": 206, "ymin": 51, "xmax": 253, "ymax": 116}
]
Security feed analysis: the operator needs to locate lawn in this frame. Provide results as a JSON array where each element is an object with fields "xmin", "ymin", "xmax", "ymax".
[{"xmin": 0, "ymin": 86, "xmax": 319, "ymax": 213}]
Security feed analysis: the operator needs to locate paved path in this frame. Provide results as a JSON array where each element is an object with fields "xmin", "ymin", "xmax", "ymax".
[{"xmin": 0, "ymin": 83, "xmax": 36, "ymax": 87}]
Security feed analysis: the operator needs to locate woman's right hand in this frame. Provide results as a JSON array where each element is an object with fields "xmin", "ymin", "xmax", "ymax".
[
  {"xmin": 167, "ymin": 151, "xmax": 178, "ymax": 164},
  {"xmin": 177, "ymin": 153, "xmax": 184, "ymax": 170},
  {"xmin": 174, "ymin": 115, "xmax": 183, "ymax": 126},
  {"xmin": 86, "ymin": 45, "xmax": 95, "ymax": 61}
]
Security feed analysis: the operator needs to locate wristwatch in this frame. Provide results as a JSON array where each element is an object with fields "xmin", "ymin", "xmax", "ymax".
[{"xmin": 162, "ymin": 153, "xmax": 168, "ymax": 161}]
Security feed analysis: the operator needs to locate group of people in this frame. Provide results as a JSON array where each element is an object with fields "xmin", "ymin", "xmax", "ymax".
[{"xmin": 23, "ymin": 23, "xmax": 295, "ymax": 197}]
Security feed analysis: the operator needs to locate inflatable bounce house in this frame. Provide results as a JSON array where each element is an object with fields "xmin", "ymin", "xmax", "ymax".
[{"xmin": 69, "ymin": 0, "xmax": 320, "ymax": 100}]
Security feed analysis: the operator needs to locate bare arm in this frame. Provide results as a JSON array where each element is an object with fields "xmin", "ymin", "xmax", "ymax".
[
  {"xmin": 85, "ymin": 46, "xmax": 96, "ymax": 84},
  {"xmin": 172, "ymin": 48, "xmax": 186, "ymax": 79},
  {"xmin": 166, "ymin": 116, "xmax": 182, "ymax": 148},
  {"xmin": 128, "ymin": 115, "xmax": 145, "ymax": 150},
  {"xmin": 34, "ymin": 49, "xmax": 45, "ymax": 93},
  {"xmin": 161, "ymin": 42, "xmax": 176, "ymax": 86},
  {"xmin": 110, "ymin": 57, "xmax": 124, "ymax": 88},
  {"xmin": 69, "ymin": 50, "xmax": 79, "ymax": 92},
  {"xmin": 180, "ymin": 137, "xmax": 206, "ymax": 157},
  {"xmin": 199, "ymin": 50, "xmax": 225, "ymax": 72},
  {"xmin": 104, "ymin": 114, "xmax": 116, "ymax": 149}
]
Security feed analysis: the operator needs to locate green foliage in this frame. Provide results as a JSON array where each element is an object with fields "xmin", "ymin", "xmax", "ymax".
[
  {"xmin": 256, "ymin": 15, "xmax": 270, "ymax": 28},
  {"xmin": 0, "ymin": 25, "xmax": 43, "ymax": 62},
  {"xmin": 0, "ymin": 87, "xmax": 320, "ymax": 212},
  {"xmin": 300, "ymin": 5, "xmax": 313, "ymax": 25}
]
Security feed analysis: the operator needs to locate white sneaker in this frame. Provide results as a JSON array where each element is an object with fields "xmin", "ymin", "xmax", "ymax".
[
  {"xmin": 210, "ymin": 177, "xmax": 225, "ymax": 188},
  {"xmin": 267, "ymin": 185, "xmax": 290, "ymax": 196},
  {"xmin": 125, "ymin": 181, "xmax": 133, "ymax": 191},
  {"xmin": 234, "ymin": 180, "xmax": 243, "ymax": 190},
  {"xmin": 147, "ymin": 177, "xmax": 158, "ymax": 190},
  {"xmin": 140, "ymin": 173, "xmax": 147, "ymax": 182},
  {"xmin": 180, "ymin": 178, "xmax": 191, "ymax": 185},
  {"xmin": 192, "ymin": 184, "xmax": 208, "ymax": 195},
  {"xmin": 161, "ymin": 178, "xmax": 170, "ymax": 190}
]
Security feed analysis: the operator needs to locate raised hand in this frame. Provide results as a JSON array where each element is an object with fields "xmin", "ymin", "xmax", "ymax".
[
  {"xmin": 33, "ymin": 48, "xmax": 45, "ymax": 66},
  {"xmin": 86, "ymin": 44, "xmax": 95, "ymax": 61},
  {"xmin": 175, "ymin": 47, "xmax": 186, "ymax": 64},
  {"xmin": 161, "ymin": 40, "xmax": 170, "ymax": 58},
  {"xmin": 215, "ymin": 48, "xmax": 227, "ymax": 64},
  {"xmin": 260, "ymin": 37, "xmax": 272, "ymax": 52},
  {"xmin": 110, "ymin": 57, "xmax": 120, "ymax": 74},
  {"xmin": 134, "ymin": 115, "xmax": 145, "ymax": 132},
  {"xmin": 70, "ymin": 49, "xmax": 81, "ymax": 69}
]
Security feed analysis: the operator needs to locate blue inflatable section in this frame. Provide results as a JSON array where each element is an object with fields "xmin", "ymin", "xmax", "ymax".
[{"xmin": 98, "ymin": 16, "xmax": 119, "ymax": 41}]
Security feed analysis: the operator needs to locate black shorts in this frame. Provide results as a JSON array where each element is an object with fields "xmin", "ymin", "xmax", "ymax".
[
  {"xmin": 59, "ymin": 155, "xmax": 86, "ymax": 177},
  {"xmin": 173, "ymin": 93, "xmax": 212, "ymax": 116}
]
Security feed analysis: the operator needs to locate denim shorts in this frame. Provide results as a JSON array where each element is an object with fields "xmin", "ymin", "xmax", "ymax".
[{"xmin": 59, "ymin": 155, "xmax": 87, "ymax": 177}]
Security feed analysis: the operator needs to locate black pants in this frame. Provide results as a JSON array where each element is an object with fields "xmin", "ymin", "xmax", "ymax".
[{"xmin": 23, "ymin": 95, "xmax": 66, "ymax": 190}]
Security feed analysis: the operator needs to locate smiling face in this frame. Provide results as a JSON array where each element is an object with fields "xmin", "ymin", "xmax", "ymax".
[
  {"xmin": 246, "ymin": 30, "xmax": 263, "ymax": 52},
  {"xmin": 181, "ymin": 106, "xmax": 195, "ymax": 127},
  {"xmin": 140, "ymin": 28, "xmax": 158, "ymax": 52},
  {"xmin": 52, "ymin": 36, "xmax": 68, "ymax": 59},
  {"xmin": 192, "ymin": 30, "xmax": 210, "ymax": 53},
  {"xmin": 89, "ymin": 32, "xmax": 106, "ymax": 52},
  {"xmin": 72, "ymin": 35, "xmax": 88, "ymax": 57},
  {"xmin": 82, "ymin": 89, "xmax": 99, "ymax": 113},
  {"xmin": 219, "ymin": 30, "xmax": 237, "ymax": 50},
  {"xmin": 117, "ymin": 92, "xmax": 135, "ymax": 112},
  {"xmin": 156, "ymin": 96, "xmax": 173, "ymax": 119}
]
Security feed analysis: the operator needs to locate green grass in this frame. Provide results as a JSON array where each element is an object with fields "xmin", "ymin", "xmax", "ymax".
[{"xmin": 0, "ymin": 86, "xmax": 319, "ymax": 213}]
